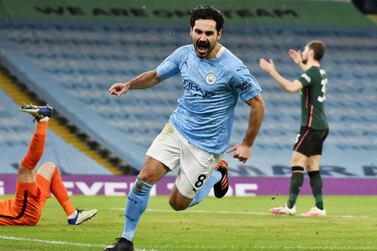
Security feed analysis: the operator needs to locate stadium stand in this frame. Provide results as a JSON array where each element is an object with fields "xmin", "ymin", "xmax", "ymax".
[
  {"xmin": 0, "ymin": 0, "xmax": 376, "ymax": 177},
  {"xmin": 0, "ymin": 89, "xmax": 112, "ymax": 175}
]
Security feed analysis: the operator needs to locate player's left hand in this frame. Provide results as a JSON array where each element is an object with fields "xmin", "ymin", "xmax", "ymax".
[
  {"xmin": 226, "ymin": 143, "xmax": 252, "ymax": 163},
  {"xmin": 259, "ymin": 58, "xmax": 275, "ymax": 74}
]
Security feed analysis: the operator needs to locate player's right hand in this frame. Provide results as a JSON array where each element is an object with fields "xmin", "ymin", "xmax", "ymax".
[
  {"xmin": 108, "ymin": 83, "xmax": 129, "ymax": 96},
  {"xmin": 288, "ymin": 49, "xmax": 302, "ymax": 65}
]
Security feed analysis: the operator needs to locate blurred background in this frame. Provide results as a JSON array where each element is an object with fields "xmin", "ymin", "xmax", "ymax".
[{"xmin": 0, "ymin": 0, "xmax": 376, "ymax": 196}]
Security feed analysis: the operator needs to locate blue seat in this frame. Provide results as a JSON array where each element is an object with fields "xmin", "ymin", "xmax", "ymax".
[{"xmin": 0, "ymin": 20, "xmax": 376, "ymax": 176}]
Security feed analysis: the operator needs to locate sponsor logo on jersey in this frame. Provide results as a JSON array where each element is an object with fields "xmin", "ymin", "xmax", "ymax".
[{"xmin": 183, "ymin": 80, "xmax": 215, "ymax": 99}]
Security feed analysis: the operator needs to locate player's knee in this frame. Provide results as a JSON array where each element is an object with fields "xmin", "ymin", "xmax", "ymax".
[
  {"xmin": 37, "ymin": 162, "xmax": 57, "ymax": 180},
  {"xmin": 18, "ymin": 164, "xmax": 33, "ymax": 174},
  {"xmin": 169, "ymin": 198, "xmax": 188, "ymax": 211},
  {"xmin": 306, "ymin": 164, "xmax": 319, "ymax": 172},
  {"xmin": 40, "ymin": 162, "xmax": 56, "ymax": 171},
  {"xmin": 169, "ymin": 201, "xmax": 185, "ymax": 211},
  {"xmin": 137, "ymin": 172, "xmax": 156, "ymax": 185}
]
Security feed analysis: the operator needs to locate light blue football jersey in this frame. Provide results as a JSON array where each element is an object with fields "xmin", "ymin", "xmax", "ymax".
[{"xmin": 156, "ymin": 45, "xmax": 261, "ymax": 154}]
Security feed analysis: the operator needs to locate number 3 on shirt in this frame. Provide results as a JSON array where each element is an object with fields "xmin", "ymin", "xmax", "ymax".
[{"xmin": 317, "ymin": 79, "xmax": 327, "ymax": 102}]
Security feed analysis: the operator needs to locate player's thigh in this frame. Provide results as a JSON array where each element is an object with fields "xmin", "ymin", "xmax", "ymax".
[
  {"xmin": 294, "ymin": 127, "xmax": 328, "ymax": 154},
  {"xmin": 143, "ymin": 123, "xmax": 181, "ymax": 184},
  {"xmin": 36, "ymin": 173, "xmax": 51, "ymax": 201},
  {"xmin": 176, "ymin": 135, "xmax": 222, "ymax": 199},
  {"xmin": 138, "ymin": 156, "xmax": 170, "ymax": 185},
  {"xmin": 293, "ymin": 127, "xmax": 314, "ymax": 158},
  {"xmin": 169, "ymin": 150, "xmax": 220, "ymax": 211},
  {"xmin": 290, "ymin": 151, "xmax": 308, "ymax": 167},
  {"xmin": 13, "ymin": 184, "xmax": 43, "ymax": 226},
  {"xmin": 307, "ymin": 155, "xmax": 322, "ymax": 172},
  {"xmin": 36, "ymin": 162, "xmax": 56, "ymax": 182},
  {"xmin": 17, "ymin": 164, "xmax": 35, "ymax": 183}
]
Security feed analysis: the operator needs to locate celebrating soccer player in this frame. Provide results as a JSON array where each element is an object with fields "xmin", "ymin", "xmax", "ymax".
[
  {"xmin": 0, "ymin": 104, "xmax": 97, "ymax": 226},
  {"xmin": 259, "ymin": 40, "xmax": 329, "ymax": 217},
  {"xmin": 105, "ymin": 5, "xmax": 265, "ymax": 251}
]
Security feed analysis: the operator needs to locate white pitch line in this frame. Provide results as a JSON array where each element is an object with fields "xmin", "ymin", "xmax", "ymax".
[
  {"xmin": 0, "ymin": 235, "xmax": 103, "ymax": 248},
  {"xmin": 1, "ymin": 235, "xmax": 376, "ymax": 250},
  {"xmin": 109, "ymin": 207, "xmax": 371, "ymax": 219},
  {"xmin": 0, "ymin": 235, "xmax": 158, "ymax": 251},
  {"xmin": 255, "ymin": 246, "xmax": 377, "ymax": 250}
]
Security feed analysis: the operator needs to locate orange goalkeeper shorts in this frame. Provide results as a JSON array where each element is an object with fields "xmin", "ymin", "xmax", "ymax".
[{"xmin": 0, "ymin": 174, "xmax": 50, "ymax": 226}]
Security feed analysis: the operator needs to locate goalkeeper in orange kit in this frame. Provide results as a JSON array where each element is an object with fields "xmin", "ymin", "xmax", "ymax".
[{"xmin": 0, "ymin": 104, "xmax": 97, "ymax": 226}]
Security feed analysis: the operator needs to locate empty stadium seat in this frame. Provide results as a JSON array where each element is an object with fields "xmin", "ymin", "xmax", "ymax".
[{"xmin": 0, "ymin": 20, "xmax": 376, "ymax": 176}]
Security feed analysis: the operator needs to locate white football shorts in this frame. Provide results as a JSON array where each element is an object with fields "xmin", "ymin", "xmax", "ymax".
[{"xmin": 146, "ymin": 123, "xmax": 222, "ymax": 198}]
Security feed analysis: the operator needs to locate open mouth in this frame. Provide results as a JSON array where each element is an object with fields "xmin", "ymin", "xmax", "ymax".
[{"xmin": 196, "ymin": 41, "xmax": 210, "ymax": 55}]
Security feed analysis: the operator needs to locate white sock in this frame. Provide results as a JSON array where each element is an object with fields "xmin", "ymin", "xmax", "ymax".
[{"xmin": 39, "ymin": 117, "xmax": 50, "ymax": 122}]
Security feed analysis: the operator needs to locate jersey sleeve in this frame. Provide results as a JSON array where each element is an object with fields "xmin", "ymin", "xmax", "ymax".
[
  {"xmin": 231, "ymin": 64, "xmax": 262, "ymax": 102},
  {"xmin": 298, "ymin": 69, "xmax": 314, "ymax": 87},
  {"xmin": 156, "ymin": 47, "xmax": 183, "ymax": 79}
]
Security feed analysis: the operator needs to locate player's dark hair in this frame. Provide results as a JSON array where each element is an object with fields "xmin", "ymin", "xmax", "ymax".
[
  {"xmin": 308, "ymin": 40, "xmax": 326, "ymax": 61},
  {"xmin": 190, "ymin": 5, "xmax": 224, "ymax": 32}
]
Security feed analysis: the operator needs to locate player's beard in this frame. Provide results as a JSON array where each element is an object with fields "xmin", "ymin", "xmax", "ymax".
[
  {"xmin": 195, "ymin": 40, "xmax": 213, "ymax": 58},
  {"xmin": 301, "ymin": 52, "xmax": 308, "ymax": 65}
]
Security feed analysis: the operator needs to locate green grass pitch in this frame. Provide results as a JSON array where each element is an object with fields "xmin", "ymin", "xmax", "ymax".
[{"xmin": 0, "ymin": 195, "xmax": 376, "ymax": 251}]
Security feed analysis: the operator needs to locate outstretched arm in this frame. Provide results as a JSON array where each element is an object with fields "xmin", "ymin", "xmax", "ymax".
[
  {"xmin": 108, "ymin": 70, "xmax": 162, "ymax": 96},
  {"xmin": 259, "ymin": 58, "xmax": 303, "ymax": 93},
  {"xmin": 227, "ymin": 94, "xmax": 265, "ymax": 163}
]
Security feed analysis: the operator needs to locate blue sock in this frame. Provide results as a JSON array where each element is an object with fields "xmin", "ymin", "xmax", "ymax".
[
  {"xmin": 189, "ymin": 170, "xmax": 222, "ymax": 207},
  {"xmin": 122, "ymin": 178, "xmax": 152, "ymax": 241}
]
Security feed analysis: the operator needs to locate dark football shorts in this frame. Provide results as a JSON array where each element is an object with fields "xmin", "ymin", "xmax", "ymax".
[{"xmin": 293, "ymin": 126, "xmax": 329, "ymax": 157}]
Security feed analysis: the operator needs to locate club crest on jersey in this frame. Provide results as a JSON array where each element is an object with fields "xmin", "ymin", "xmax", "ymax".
[{"xmin": 205, "ymin": 73, "xmax": 216, "ymax": 85}]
